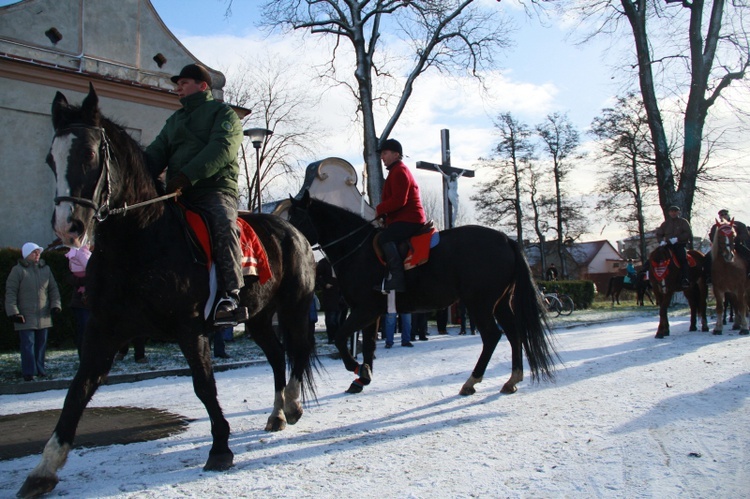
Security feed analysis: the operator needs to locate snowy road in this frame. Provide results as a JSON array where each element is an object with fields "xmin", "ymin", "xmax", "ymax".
[{"xmin": 1, "ymin": 314, "xmax": 747, "ymax": 498}]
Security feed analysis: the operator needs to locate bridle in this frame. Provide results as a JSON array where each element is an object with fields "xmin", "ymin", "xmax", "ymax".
[
  {"xmin": 290, "ymin": 203, "xmax": 378, "ymax": 266},
  {"xmin": 53, "ymin": 124, "xmax": 177, "ymax": 221}
]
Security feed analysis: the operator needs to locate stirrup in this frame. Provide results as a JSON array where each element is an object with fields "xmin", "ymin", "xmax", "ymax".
[{"xmin": 213, "ymin": 295, "xmax": 248, "ymax": 326}]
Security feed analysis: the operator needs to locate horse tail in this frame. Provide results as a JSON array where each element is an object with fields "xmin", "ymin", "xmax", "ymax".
[{"xmin": 509, "ymin": 239, "xmax": 558, "ymax": 382}]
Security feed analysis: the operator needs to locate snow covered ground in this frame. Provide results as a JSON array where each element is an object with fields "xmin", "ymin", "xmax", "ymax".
[{"xmin": 1, "ymin": 313, "xmax": 747, "ymax": 498}]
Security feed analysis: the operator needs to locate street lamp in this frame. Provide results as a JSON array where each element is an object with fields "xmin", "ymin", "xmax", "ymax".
[{"xmin": 243, "ymin": 127, "xmax": 273, "ymax": 213}]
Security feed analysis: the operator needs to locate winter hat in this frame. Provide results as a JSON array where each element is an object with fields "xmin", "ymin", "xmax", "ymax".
[{"xmin": 22, "ymin": 242, "xmax": 42, "ymax": 259}]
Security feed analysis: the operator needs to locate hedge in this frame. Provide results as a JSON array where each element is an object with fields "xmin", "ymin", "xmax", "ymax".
[{"xmin": 0, "ymin": 247, "xmax": 75, "ymax": 352}]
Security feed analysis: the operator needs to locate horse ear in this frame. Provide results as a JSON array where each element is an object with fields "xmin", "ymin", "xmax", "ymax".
[
  {"xmin": 80, "ymin": 82, "xmax": 100, "ymax": 125},
  {"xmin": 301, "ymin": 189, "xmax": 311, "ymax": 206},
  {"xmin": 51, "ymin": 91, "xmax": 69, "ymax": 130}
]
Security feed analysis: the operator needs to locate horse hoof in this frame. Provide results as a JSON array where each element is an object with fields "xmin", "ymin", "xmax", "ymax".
[
  {"xmin": 203, "ymin": 451, "xmax": 234, "ymax": 471},
  {"xmin": 17, "ymin": 474, "xmax": 59, "ymax": 498},
  {"xmin": 689, "ymin": 326, "xmax": 697, "ymax": 332},
  {"xmin": 285, "ymin": 408, "xmax": 303, "ymax": 426},
  {"xmin": 265, "ymin": 416, "xmax": 287, "ymax": 432},
  {"xmin": 459, "ymin": 386, "xmax": 476, "ymax": 396},
  {"xmin": 500, "ymin": 384, "xmax": 518, "ymax": 394},
  {"xmin": 732, "ymin": 323, "xmax": 741, "ymax": 330},
  {"xmin": 345, "ymin": 381, "xmax": 364, "ymax": 394},
  {"xmin": 655, "ymin": 334, "xmax": 664, "ymax": 339},
  {"xmin": 739, "ymin": 329, "xmax": 749, "ymax": 336},
  {"xmin": 712, "ymin": 330, "xmax": 723, "ymax": 335},
  {"xmin": 356, "ymin": 364, "xmax": 372, "ymax": 385},
  {"xmin": 702, "ymin": 326, "xmax": 710, "ymax": 332}
]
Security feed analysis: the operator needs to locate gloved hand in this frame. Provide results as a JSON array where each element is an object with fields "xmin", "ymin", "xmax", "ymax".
[
  {"xmin": 669, "ymin": 237, "xmax": 678, "ymax": 244},
  {"xmin": 10, "ymin": 314, "xmax": 25, "ymax": 324},
  {"xmin": 659, "ymin": 241, "xmax": 667, "ymax": 247},
  {"xmin": 166, "ymin": 174, "xmax": 191, "ymax": 195},
  {"xmin": 51, "ymin": 307, "xmax": 62, "ymax": 316}
]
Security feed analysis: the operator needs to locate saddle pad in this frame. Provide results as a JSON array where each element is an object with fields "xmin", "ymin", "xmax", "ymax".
[
  {"xmin": 183, "ymin": 209, "xmax": 272, "ymax": 285},
  {"xmin": 404, "ymin": 229, "xmax": 439, "ymax": 270},
  {"xmin": 237, "ymin": 218, "xmax": 272, "ymax": 285}
]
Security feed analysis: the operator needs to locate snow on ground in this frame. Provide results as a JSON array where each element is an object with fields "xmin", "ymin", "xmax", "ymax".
[{"xmin": 0, "ymin": 313, "xmax": 748, "ymax": 498}]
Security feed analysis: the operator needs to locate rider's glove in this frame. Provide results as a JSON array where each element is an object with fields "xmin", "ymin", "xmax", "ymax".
[
  {"xmin": 166, "ymin": 174, "xmax": 191, "ymax": 195},
  {"xmin": 659, "ymin": 240, "xmax": 667, "ymax": 247},
  {"xmin": 669, "ymin": 237, "xmax": 678, "ymax": 244}
]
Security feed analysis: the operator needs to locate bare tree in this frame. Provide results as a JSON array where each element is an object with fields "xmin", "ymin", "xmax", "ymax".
[
  {"xmin": 590, "ymin": 93, "xmax": 660, "ymax": 264},
  {"xmin": 563, "ymin": 0, "xmax": 750, "ymax": 221},
  {"xmin": 222, "ymin": 56, "xmax": 325, "ymax": 210},
  {"xmin": 260, "ymin": 0, "xmax": 512, "ymax": 204},
  {"xmin": 536, "ymin": 112, "xmax": 583, "ymax": 279},
  {"xmin": 471, "ymin": 112, "xmax": 534, "ymax": 243}
]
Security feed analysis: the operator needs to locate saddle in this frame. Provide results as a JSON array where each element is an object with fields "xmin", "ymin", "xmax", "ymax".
[
  {"xmin": 174, "ymin": 203, "xmax": 273, "ymax": 318},
  {"xmin": 373, "ymin": 221, "xmax": 439, "ymax": 270}
]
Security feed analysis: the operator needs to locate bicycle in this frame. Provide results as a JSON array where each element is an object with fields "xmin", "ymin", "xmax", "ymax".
[{"xmin": 540, "ymin": 288, "xmax": 575, "ymax": 317}]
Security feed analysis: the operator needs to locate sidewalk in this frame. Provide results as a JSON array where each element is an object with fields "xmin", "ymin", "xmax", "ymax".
[{"xmin": 0, "ymin": 307, "xmax": 660, "ymax": 395}]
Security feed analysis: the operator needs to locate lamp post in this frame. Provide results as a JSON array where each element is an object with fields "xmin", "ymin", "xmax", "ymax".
[{"xmin": 243, "ymin": 128, "xmax": 273, "ymax": 213}]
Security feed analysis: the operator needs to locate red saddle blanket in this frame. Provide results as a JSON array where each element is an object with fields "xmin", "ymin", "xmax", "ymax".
[
  {"xmin": 183, "ymin": 208, "xmax": 272, "ymax": 284},
  {"xmin": 650, "ymin": 251, "xmax": 696, "ymax": 281},
  {"xmin": 403, "ymin": 228, "xmax": 440, "ymax": 270}
]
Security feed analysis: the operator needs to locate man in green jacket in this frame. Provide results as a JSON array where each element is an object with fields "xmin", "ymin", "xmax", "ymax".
[{"xmin": 145, "ymin": 63, "xmax": 246, "ymax": 326}]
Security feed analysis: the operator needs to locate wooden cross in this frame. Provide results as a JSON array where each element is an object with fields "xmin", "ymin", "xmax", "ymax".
[{"xmin": 416, "ymin": 129, "xmax": 474, "ymax": 229}]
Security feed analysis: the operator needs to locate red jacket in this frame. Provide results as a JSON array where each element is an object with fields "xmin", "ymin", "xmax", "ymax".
[{"xmin": 376, "ymin": 160, "xmax": 427, "ymax": 225}]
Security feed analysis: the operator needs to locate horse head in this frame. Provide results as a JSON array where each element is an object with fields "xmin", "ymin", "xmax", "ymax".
[
  {"xmin": 287, "ymin": 190, "xmax": 319, "ymax": 245},
  {"xmin": 48, "ymin": 83, "xmax": 111, "ymax": 247},
  {"xmin": 713, "ymin": 219, "xmax": 736, "ymax": 264}
]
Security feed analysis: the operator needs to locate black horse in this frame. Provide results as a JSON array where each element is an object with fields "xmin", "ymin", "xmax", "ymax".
[
  {"xmin": 648, "ymin": 244, "xmax": 709, "ymax": 339},
  {"xmin": 288, "ymin": 191, "xmax": 557, "ymax": 396},
  {"xmin": 605, "ymin": 271, "xmax": 654, "ymax": 306},
  {"xmin": 18, "ymin": 85, "xmax": 318, "ymax": 498}
]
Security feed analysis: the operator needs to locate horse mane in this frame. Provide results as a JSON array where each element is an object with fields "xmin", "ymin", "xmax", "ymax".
[{"xmin": 58, "ymin": 96, "xmax": 164, "ymax": 226}]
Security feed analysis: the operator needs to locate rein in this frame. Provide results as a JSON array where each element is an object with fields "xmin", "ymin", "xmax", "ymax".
[
  {"xmin": 296, "ymin": 206, "xmax": 379, "ymax": 267},
  {"xmin": 53, "ymin": 124, "xmax": 177, "ymax": 221}
]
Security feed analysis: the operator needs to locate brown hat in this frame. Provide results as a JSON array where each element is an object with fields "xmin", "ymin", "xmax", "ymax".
[{"xmin": 171, "ymin": 64, "xmax": 212, "ymax": 88}]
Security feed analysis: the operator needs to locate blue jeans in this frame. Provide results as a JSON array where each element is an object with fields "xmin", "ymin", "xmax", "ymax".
[
  {"xmin": 384, "ymin": 313, "xmax": 411, "ymax": 346},
  {"xmin": 19, "ymin": 329, "xmax": 48, "ymax": 377}
]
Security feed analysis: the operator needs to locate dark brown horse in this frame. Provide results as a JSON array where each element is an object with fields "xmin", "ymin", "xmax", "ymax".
[
  {"xmin": 710, "ymin": 221, "xmax": 749, "ymax": 335},
  {"xmin": 18, "ymin": 85, "xmax": 318, "ymax": 498},
  {"xmin": 648, "ymin": 244, "xmax": 709, "ymax": 339},
  {"xmin": 605, "ymin": 271, "xmax": 654, "ymax": 306},
  {"xmin": 287, "ymin": 191, "xmax": 557, "ymax": 396}
]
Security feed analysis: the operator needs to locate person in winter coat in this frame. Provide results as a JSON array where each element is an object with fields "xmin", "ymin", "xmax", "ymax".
[
  {"xmin": 145, "ymin": 63, "xmax": 245, "ymax": 326},
  {"xmin": 5, "ymin": 243, "xmax": 62, "ymax": 381},
  {"xmin": 375, "ymin": 138, "xmax": 427, "ymax": 292},
  {"xmin": 655, "ymin": 206, "xmax": 693, "ymax": 288}
]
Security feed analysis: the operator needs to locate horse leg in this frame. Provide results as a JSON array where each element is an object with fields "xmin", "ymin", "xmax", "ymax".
[
  {"xmin": 248, "ymin": 316, "xmax": 291, "ymax": 431},
  {"xmin": 345, "ymin": 322, "xmax": 377, "ymax": 394},
  {"xmin": 655, "ymin": 296, "xmax": 670, "ymax": 338},
  {"xmin": 178, "ymin": 334, "xmax": 233, "ymax": 471},
  {"xmin": 739, "ymin": 290, "xmax": 750, "ymax": 335},
  {"xmin": 18, "ymin": 324, "xmax": 117, "ymax": 498},
  {"xmin": 459, "ymin": 304, "xmax": 503, "ymax": 396},
  {"xmin": 335, "ymin": 310, "xmax": 376, "ymax": 394}
]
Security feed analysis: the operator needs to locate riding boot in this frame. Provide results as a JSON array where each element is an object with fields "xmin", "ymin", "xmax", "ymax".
[
  {"xmin": 214, "ymin": 290, "xmax": 248, "ymax": 326},
  {"xmin": 380, "ymin": 242, "xmax": 406, "ymax": 293}
]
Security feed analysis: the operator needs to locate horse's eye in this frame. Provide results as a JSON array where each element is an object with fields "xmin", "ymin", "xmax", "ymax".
[{"xmin": 85, "ymin": 149, "xmax": 96, "ymax": 162}]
